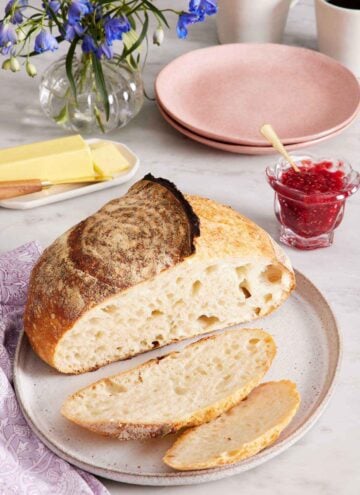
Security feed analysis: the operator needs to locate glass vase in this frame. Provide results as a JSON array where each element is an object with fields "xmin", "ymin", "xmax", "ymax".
[{"xmin": 39, "ymin": 54, "xmax": 144, "ymax": 134}]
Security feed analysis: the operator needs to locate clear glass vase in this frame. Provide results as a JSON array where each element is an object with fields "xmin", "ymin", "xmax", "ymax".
[{"xmin": 39, "ymin": 54, "xmax": 144, "ymax": 134}]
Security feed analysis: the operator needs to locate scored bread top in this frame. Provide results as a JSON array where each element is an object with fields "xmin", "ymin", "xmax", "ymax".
[
  {"xmin": 24, "ymin": 176, "xmax": 200, "ymax": 362},
  {"xmin": 24, "ymin": 177, "xmax": 294, "ymax": 369}
]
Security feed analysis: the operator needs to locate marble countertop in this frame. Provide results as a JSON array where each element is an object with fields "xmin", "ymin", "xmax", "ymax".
[{"xmin": 1, "ymin": 1, "xmax": 359, "ymax": 494}]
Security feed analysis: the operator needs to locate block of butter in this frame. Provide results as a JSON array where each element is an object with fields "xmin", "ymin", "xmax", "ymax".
[
  {"xmin": 0, "ymin": 135, "xmax": 95, "ymax": 182},
  {"xmin": 90, "ymin": 141, "xmax": 130, "ymax": 177}
]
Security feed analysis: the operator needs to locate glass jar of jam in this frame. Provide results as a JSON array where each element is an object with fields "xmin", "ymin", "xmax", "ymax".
[{"xmin": 266, "ymin": 155, "xmax": 360, "ymax": 250}]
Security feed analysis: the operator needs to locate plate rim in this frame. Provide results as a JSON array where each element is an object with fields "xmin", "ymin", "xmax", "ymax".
[
  {"xmin": 157, "ymin": 100, "xmax": 356, "ymax": 155},
  {"xmin": 155, "ymin": 43, "xmax": 360, "ymax": 147},
  {"xmin": 13, "ymin": 269, "xmax": 342, "ymax": 486}
]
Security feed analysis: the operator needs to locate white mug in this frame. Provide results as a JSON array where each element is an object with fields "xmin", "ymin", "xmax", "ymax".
[
  {"xmin": 216, "ymin": 0, "xmax": 299, "ymax": 45},
  {"xmin": 315, "ymin": 0, "xmax": 360, "ymax": 75}
]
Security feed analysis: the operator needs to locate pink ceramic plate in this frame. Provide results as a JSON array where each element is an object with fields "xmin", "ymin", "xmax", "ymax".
[
  {"xmin": 155, "ymin": 44, "xmax": 360, "ymax": 146},
  {"xmin": 157, "ymin": 101, "xmax": 357, "ymax": 155}
]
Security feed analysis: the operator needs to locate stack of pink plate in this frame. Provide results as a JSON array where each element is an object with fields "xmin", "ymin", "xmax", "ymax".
[{"xmin": 155, "ymin": 44, "xmax": 360, "ymax": 154}]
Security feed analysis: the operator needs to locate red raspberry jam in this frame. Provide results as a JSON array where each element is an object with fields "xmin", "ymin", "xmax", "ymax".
[{"xmin": 266, "ymin": 156, "xmax": 360, "ymax": 250}]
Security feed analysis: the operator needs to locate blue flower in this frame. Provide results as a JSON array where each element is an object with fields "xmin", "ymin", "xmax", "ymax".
[
  {"xmin": 34, "ymin": 29, "xmax": 59, "ymax": 53},
  {"xmin": 97, "ymin": 41, "xmax": 113, "ymax": 60},
  {"xmin": 42, "ymin": 1, "xmax": 61, "ymax": 15},
  {"xmin": 82, "ymin": 34, "xmax": 97, "ymax": 54},
  {"xmin": 64, "ymin": 21, "xmax": 85, "ymax": 41},
  {"xmin": 176, "ymin": 12, "xmax": 201, "ymax": 39},
  {"xmin": 5, "ymin": 0, "xmax": 28, "ymax": 25},
  {"xmin": 68, "ymin": 0, "xmax": 92, "ymax": 25},
  {"xmin": 104, "ymin": 16, "xmax": 131, "ymax": 45},
  {"xmin": 0, "ymin": 22, "xmax": 17, "ymax": 49},
  {"xmin": 189, "ymin": 0, "xmax": 217, "ymax": 16}
]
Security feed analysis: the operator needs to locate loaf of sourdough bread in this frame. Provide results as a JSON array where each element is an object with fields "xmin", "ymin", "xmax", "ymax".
[
  {"xmin": 24, "ymin": 175, "xmax": 294, "ymax": 374},
  {"xmin": 61, "ymin": 329, "xmax": 276, "ymax": 440},
  {"xmin": 163, "ymin": 380, "xmax": 300, "ymax": 470}
]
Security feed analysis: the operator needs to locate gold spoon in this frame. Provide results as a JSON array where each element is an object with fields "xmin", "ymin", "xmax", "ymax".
[{"xmin": 260, "ymin": 124, "xmax": 300, "ymax": 173}]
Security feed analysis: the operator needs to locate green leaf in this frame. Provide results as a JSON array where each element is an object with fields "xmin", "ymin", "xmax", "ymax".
[
  {"xmin": 94, "ymin": 105, "xmax": 105, "ymax": 133},
  {"xmin": 66, "ymin": 37, "xmax": 79, "ymax": 100},
  {"xmin": 91, "ymin": 52, "xmax": 110, "ymax": 122},
  {"xmin": 128, "ymin": 14, "xmax": 136, "ymax": 31},
  {"xmin": 122, "ymin": 11, "xmax": 149, "ymax": 59},
  {"xmin": 46, "ymin": 5, "xmax": 64, "ymax": 32},
  {"xmin": 141, "ymin": 0, "xmax": 170, "ymax": 28},
  {"xmin": 54, "ymin": 104, "xmax": 69, "ymax": 125}
]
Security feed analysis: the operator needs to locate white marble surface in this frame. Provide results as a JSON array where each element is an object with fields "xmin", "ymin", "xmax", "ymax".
[{"xmin": 1, "ymin": 1, "xmax": 360, "ymax": 494}]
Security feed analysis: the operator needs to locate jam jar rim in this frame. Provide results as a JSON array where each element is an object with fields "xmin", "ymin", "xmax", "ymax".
[{"xmin": 266, "ymin": 154, "xmax": 360, "ymax": 203}]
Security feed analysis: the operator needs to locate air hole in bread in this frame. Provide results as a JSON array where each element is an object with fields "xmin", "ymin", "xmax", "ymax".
[
  {"xmin": 197, "ymin": 315, "xmax": 220, "ymax": 328},
  {"xmin": 152, "ymin": 340, "xmax": 160, "ymax": 348},
  {"xmin": 102, "ymin": 305, "xmax": 117, "ymax": 314},
  {"xmin": 95, "ymin": 331, "xmax": 104, "ymax": 339},
  {"xmin": 239, "ymin": 281, "xmax": 251, "ymax": 299},
  {"xmin": 89, "ymin": 317, "xmax": 101, "ymax": 325},
  {"xmin": 192, "ymin": 280, "xmax": 202, "ymax": 296},
  {"xmin": 263, "ymin": 264, "xmax": 283, "ymax": 284},
  {"xmin": 249, "ymin": 338, "xmax": 260, "ymax": 345},
  {"xmin": 175, "ymin": 386, "xmax": 188, "ymax": 395},
  {"xmin": 108, "ymin": 383, "xmax": 127, "ymax": 393},
  {"xmin": 206, "ymin": 265, "xmax": 218, "ymax": 275},
  {"xmin": 254, "ymin": 307, "xmax": 261, "ymax": 316},
  {"xmin": 235, "ymin": 264, "xmax": 250, "ymax": 280},
  {"xmin": 151, "ymin": 309, "xmax": 163, "ymax": 317},
  {"xmin": 264, "ymin": 293, "xmax": 273, "ymax": 303},
  {"xmin": 247, "ymin": 344, "xmax": 256, "ymax": 353}
]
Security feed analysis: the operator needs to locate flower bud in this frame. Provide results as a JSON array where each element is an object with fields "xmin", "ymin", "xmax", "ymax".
[
  {"xmin": 26, "ymin": 60, "xmax": 37, "ymax": 77},
  {"xmin": 17, "ymin": 28, "xmax": 26, "ymax": 42},
  {"xmin": 2, "ymin": 59, "xmax": 11, "ymax": 70},
  {"xmin": 153, "ymin": 26, "xmax": 164, "ymax": 46},
  {"xmin": 10, "ymin": 56, "xmax": 20, "ymax": 72}
]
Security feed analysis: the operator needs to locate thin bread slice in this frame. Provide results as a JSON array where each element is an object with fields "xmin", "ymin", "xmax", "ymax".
[
  {"xmin": 163, "ymin": 380, "xmax": 300, "ymax": 471},
  {"xmin": 61, "ymin": 329, "xmax": 276, "ymax": 440}
]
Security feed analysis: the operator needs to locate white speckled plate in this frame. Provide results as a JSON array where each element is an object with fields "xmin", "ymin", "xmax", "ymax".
[
  {"xmin": 0, "ymin": 139, "xmax": 139, "ymax": 210},
  {"xmin": 14, "ymin": 270, "xmax": 341, "ymax": 486}
]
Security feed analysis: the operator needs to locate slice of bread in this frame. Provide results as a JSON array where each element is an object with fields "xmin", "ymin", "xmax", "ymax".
[
  {"xmin": 61, "ymin": 329, "xmax": 276, "ymax": 440},
  {"xmin": 163, "ymin": 381, "xmax": 300, "ymax": 471}
]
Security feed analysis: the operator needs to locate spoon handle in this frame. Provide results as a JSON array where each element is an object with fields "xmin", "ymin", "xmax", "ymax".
[{"xmin": 260, "ymin": 124, "xmax": 300, "ymax": 173}]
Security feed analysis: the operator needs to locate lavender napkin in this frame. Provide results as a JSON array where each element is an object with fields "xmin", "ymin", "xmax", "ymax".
[{"xmin": 0, "ymin": 242, "xmax": 110, "ymax": 495}]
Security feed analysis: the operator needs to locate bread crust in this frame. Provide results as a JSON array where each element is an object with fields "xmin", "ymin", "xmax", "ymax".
[
  {"xmin": 163, "ymin": 380, "xmax": 301, "ymax": 470},
  {"xmin": 24, "ymin": 178, "xmax": 295, "ymax": 372}
]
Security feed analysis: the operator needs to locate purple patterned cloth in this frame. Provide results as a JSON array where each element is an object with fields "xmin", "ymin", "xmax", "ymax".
[{"xmin": 0, "ymin": 242, "xmax": 110, "ymax": 495}]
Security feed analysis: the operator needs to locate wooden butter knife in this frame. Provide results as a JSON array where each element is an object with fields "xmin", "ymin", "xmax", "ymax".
[{"xmin": 0, "ymin": 176, "xmax": 111, "ymax": 200}]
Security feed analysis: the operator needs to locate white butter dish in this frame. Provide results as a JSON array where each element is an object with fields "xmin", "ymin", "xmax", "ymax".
[{"xmin": 0, "ymin": 139, "xmax": 139, "ymax": 210}]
